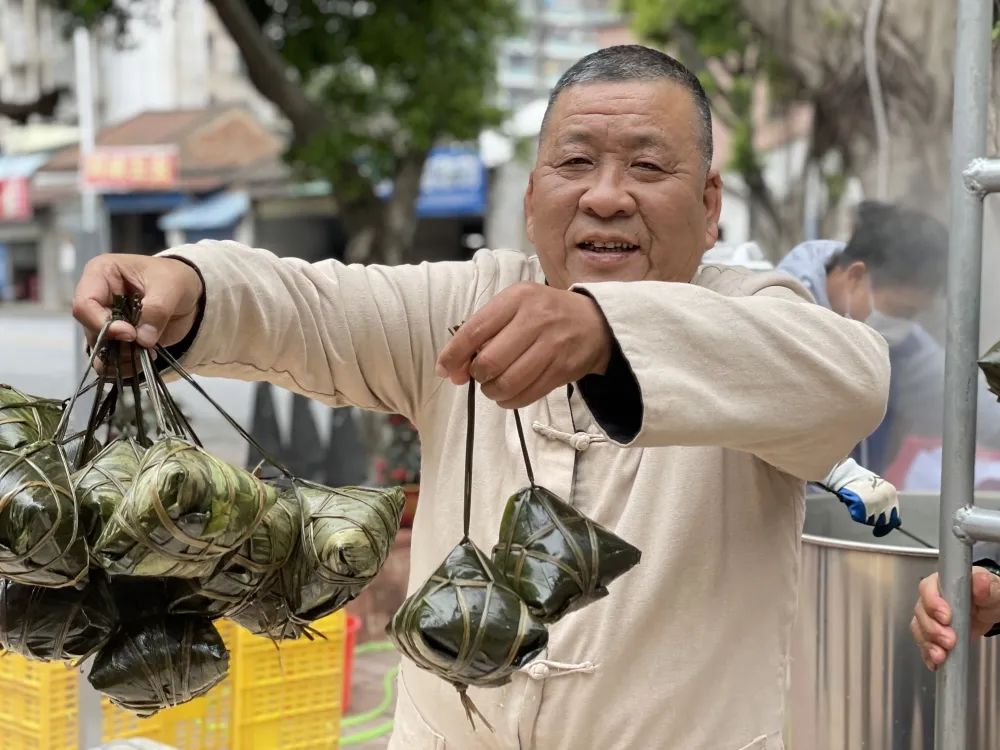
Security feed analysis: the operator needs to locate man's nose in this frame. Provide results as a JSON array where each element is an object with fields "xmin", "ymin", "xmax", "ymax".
[{"xmin": 578, "ymin": 165, "xmax": 637, "ymax": 218}]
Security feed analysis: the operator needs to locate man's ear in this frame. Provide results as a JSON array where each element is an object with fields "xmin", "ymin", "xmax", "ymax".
[
  {"xmin": 524, "ymin": 172, "xmax": 536, "ymax": 244},
  {"xmin": 846, "ymin": 260, "xmax": 868, "ymax": 282},
  {"xmin": 702, "ymin": 169, "xmax": 723, "ymax": 248}
]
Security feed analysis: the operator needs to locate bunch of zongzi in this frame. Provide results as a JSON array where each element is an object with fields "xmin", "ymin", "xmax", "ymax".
[
  {"xmin": 0, "ymin": 301, "xmax": 410, "ymax": 718},
  {"xmin": 388, "ymin": 386, "xmax": 641, "ymax": 729}
]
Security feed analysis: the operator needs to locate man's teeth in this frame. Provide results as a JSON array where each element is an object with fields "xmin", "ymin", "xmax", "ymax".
[{"xmin": 581, "ymin": 241, "xmax": 637, "ymax": 251}]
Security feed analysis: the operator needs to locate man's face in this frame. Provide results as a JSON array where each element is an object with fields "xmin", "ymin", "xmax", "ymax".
[
  {"xmin": 524, "ymin": 80, "xmax": 722, "ymax": 289},
  {"xmin": 872, "ymin": 283, "xmax": 937, "ymax": 320}
]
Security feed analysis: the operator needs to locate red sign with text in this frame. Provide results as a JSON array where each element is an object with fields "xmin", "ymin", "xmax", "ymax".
[
  {"xmin": 0, "ymin": 178, "xmax": 31, "ymax": 221},
  {"xmin": 82, "ymin": 147, "xmax": 179, "ymax": 191}
]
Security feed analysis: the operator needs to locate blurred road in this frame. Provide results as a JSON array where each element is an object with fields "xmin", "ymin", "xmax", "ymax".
[{"xmin": 0, "ymin": 306, "xmax": 261, "ymax": 465}]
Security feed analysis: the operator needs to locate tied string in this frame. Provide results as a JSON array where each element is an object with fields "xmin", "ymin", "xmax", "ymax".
[
  {"xmin": 512, "ymin": 410, "xmax": 535, "ymax": 487},
  {"xmin": 154, "ymin": 344, "xmax": 294, "ymax": 480},
  {"xmin": 449, "ymin": 323, "xmax": 477, "ymax": 542},
  {"xmin": 463, "ymin": 378, "xmax": 475, "ymax": 541},
  {"xmin": 57, "ymin": 294, "xmax": 149, "ymax": 469}
]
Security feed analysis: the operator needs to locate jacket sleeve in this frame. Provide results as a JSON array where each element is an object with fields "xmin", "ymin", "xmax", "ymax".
[
  {"xmin": 161, "ymin": 240, "xmax": 491, "ymax": 426},
  {"xmin": 573, "ymin": 273, "xmax": 890, "ymax": 481}
]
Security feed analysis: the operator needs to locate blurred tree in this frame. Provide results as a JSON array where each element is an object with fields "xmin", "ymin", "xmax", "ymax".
[
  {"xmin": 623, "ymin": 0, "xmax": 786, "ymax": 247},
  {"xmin": 49, "ymin": 0, "xmax": 518, "ymax": 264},
  {"xmin": 626, "ymin": 0, "xmax": 1000, "ymax": 245}
]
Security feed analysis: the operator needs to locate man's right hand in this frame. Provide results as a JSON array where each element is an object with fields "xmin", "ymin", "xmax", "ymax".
[
  {"xmin": 72, "ymin": 254, "xmax": 203, "ymax": 351},
  {"xmin": 911, "ymin": 568, "xmax": 1000, "ymax": 670}
]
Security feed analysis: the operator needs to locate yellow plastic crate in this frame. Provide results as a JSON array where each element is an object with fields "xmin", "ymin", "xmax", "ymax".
[
  {"xmin": 230, "ymin": 610, "xmax": 345, "ymax": 750},
  {"xmin": 0, "ymin": 657, "xmax": 78, "ymax": 750},
  {"xmin": 0, "ymin": 611, "xmax": 345, "ymax": 750}
]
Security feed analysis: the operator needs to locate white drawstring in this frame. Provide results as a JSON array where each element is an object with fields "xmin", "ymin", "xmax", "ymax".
[
  {"xmin": 531, "ymin": 421, "xmax": 605, "ymax": 452},
  {"xmin": 521, "ymin": 659, "xmax": 599, "ymax": 681}
]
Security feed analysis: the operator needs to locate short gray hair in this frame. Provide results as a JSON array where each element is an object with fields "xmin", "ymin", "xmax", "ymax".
[{"xmin": 541, "ymin": 45, "xmax": 713, "ymax": 167}]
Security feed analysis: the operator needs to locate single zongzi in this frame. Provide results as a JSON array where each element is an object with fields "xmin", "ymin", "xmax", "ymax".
[
  {"xmin": 0, "ymin": 384, "xmax": 63, "ymax": 451},
  {"xmin": 387, "ymin": 539, "xmax": 548, "ymax": 690},
  {"xmin": 94, "ymin": 436, "xmax": 277, "ymax": 578},
  {"xmin": 0, "ymin": 441, "xmax": 88, "ymax": 587},
  {"xmin": 73, "ymin": 438, "xmax": 145, "ymax": 548},
  {"xmin": 980, "ymin": 339, "xmax": 1000, "ymax": 401},
  {"xmin": 88, "ymin": 614, "xmax": 230, "ymax": 716},
  {"xmin": 0, "ymin": 573, "xmax": 117, "ymax": 661},
  {"xmin": 294, "ymin": 483, "xmax": 405, "ymax": 619},
  {"xmin": 169, "ymin": 489, "xmax": 302, "ymax": 619},
  {"xmin": 492, "ymin": 484, "xmax": 641, "ymax": 623},
  {"xmin": 231, "ymin": 482, "xmax": 405, "ymax": 639}
]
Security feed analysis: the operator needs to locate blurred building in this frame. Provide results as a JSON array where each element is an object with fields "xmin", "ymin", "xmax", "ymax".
[
  {"xmin": 497, "ymin": 0, "xmax": 622, "ymax": 113},
  {"xmin": 0, "ymin": 0, "xmax": 282, "ymax": 307},
  {"xmin": 486, "ymin": 0, "xmax": 631, "ymax": 252}
]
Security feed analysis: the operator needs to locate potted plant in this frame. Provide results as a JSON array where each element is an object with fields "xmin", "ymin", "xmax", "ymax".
[{"xmin": 372, "ymin": 414, "xmax": 420, "ymax": 527}]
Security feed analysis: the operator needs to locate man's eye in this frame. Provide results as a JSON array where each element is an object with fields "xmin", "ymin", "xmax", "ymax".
[
  {"xmin": 634, "ymin": 161, "xmax": 662, "ymax": 171},
  {"xmin": 560, "ymin": 157, "xmax": 591, "ymax": 167}
]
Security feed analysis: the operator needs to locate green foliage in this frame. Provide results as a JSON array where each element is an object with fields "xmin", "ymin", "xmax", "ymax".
[
  {"xmin": 623, "ymin": 0, "xmax": 767, "ymax": 176},
  {"xmin": 275, "ymin": 0, "xmax": 518, "ymax": 194},
  {"xmin": 49, "ymin": 0, "xmax": 518, "ymax": 202},
  {"xmin": 624, "ymin": 0, "xmax": 750, "ymax": 57}
]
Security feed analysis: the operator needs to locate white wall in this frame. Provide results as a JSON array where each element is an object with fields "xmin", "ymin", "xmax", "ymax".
[
  {"xmin": 95, "ymin": 0, "xmax": 276, "ymax": 128},
  {"xmin": 97, "ymin": 0, "xmax": 184, "ymax": 124}
]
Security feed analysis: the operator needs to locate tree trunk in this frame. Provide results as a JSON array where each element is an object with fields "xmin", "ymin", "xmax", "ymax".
[
  {"xmin": 340, "ymin": 147, "xmax": 430, "ymax": 266},
  {"xmin": 738, "ymin": 0, "xmax": 998, "ymax": 220}
]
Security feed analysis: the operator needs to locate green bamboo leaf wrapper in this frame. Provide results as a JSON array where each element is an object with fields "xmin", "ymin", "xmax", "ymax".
[
  {"xmin": 0, "ymin": 384, "xmax": 63, "ymax": 452},
  {"xmin": 387, "ymin": 538, "xmax": 548, "ymax": 689},
  {"xmin": 231, "ymin": 483, "xmax": 405, "ymax": 639},
  {"xmin": 94, "ymin": 436, "xmax": 277, "ymax": 578},
  {"xmin": 88, "ymin": 614, "xmax": 229, "ymax": 717},
  {"xmin": 0, "ymin": 441, "xmax": 88, "ymax": 587},
  {"xmin": 980, "ymin": 339, "xmax": 1000, "ymax": 401},
  {"xmin": 492, "ymin": 485, "xmax": 641, "ymax": 623},
  {"xmin": 73, "ymin": 438, "xmax": 145, "ymax": 548},
  {"xmin": 169, "ymin": 490, "xmax": 302, "ymax": 619},
  {"xmin": 0, "ymin": 573, "xmax": 117, "ymax": 661}
]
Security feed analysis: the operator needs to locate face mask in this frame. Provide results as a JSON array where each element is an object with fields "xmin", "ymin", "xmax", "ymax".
[{"xmin": 867, "ymin": 308, "xmax": 916, "ymax": 347}]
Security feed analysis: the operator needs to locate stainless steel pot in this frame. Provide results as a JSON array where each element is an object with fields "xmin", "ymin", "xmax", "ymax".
[{"xmin": 788, "ymin": 492, "xmax": 1000, "ymax": 749}]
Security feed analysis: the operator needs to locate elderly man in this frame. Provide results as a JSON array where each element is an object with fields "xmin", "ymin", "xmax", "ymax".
[{"xmin": 73, "ymin": 46, "xmax": 888, "ymax": 750}]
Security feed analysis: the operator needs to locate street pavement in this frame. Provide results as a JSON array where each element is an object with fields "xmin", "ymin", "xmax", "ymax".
[{"xmin": 0, "ymin": 306, "xmax": 308, "ymax": 466}]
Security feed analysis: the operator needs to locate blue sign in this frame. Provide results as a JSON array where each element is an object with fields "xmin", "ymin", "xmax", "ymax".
[{"xmin": 415, "ymin": 145, "xmax": 487, "ymax": 218}]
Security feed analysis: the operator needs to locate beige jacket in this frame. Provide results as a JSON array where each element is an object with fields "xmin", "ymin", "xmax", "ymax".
[{"xmin": 167, "ymin": 242, "xmax": 889, "ymax": 750}]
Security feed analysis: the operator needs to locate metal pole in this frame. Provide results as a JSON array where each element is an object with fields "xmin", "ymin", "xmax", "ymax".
[
  {"xmin": 935, "ymin": 0, "xmax": 994, "ymax": 747},
  {"xmin": 73, "ymin": 26, "xmax": 98, "ymax": 235},
  {"xmin": 72, "ymin": 26, "xmax": 100, "ymax": 411}
]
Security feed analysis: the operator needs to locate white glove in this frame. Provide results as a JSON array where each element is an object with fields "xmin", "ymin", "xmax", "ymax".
[{"xmin": 823, "ymin": 458, "xmax": 901, "ymax": 537}]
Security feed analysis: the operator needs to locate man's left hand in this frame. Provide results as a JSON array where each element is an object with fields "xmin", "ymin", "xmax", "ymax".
[{"xmin": 436, "ymin": 282, "xmax": 613, "ymax": 408}]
